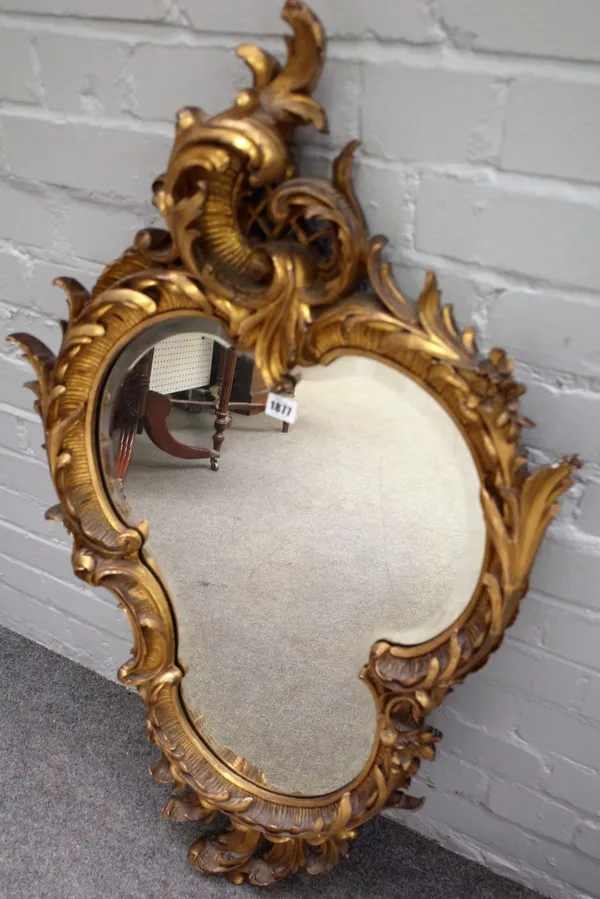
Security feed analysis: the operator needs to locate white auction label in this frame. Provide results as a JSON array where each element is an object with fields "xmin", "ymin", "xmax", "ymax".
[{"xmin": 265, "ymin": 392, "xmax": 298, "ymax": 425}]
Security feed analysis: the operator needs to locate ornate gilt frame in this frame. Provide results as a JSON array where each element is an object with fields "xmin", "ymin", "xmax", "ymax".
[{"xmin": 9, "ymin": 1, "xmax": 577, "ymax": 886}]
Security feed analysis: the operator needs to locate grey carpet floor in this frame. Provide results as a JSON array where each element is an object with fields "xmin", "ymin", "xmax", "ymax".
[{"xmin": 0, "ymin": 626, "xmax": 544, "ymax": 899}]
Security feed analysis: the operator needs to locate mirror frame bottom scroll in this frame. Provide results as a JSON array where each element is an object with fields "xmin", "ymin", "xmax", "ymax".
[{"xmin": 8, "ymin": 0, "xmax": 578, "ymax": 887}]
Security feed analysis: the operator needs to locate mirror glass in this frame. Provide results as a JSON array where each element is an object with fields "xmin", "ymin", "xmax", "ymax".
[{"xmin": 99, "ymin": 319, "xmax": 487, "ymax": 797}]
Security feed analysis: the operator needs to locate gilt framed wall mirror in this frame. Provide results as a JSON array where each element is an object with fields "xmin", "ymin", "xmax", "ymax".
[{"xmin": 10, "ymin": 0, "xmax": 577, "ymax": 886}]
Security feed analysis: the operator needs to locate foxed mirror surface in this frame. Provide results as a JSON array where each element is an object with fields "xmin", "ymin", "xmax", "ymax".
[{"xmin": 99, "ymin": 321, "xmax": 487, "ymax": 797}]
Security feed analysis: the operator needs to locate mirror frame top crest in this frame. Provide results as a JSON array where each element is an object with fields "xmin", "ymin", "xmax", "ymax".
[{"xmin": 9, "ymin": 0, "xmax": 577, "ymax": 886}]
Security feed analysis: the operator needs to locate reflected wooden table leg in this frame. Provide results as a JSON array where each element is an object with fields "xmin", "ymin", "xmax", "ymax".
[
  {"xmin": 280, "ymin": 373, "xmax": 298, "ymax": 433},
  {"xmin": 215, "ymin": 341, "xmax": 227, "ymax": 393},
  {"xmin": 212, "ymin": 347, "xmax": 237, "ymax": 468},
  {"xmin": 281, "ymin": 385, "xmax": 295, "ymax": 433}
]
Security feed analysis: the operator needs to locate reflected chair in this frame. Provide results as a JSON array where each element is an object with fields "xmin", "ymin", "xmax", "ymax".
[{"xmin": 112, "ymin": 340, "xmax": 294, "ymax": 480}]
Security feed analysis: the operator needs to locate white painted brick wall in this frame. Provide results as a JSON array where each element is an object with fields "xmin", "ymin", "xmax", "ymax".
[
  {"xmin": 363, "ymin": 66, "xmax": 499, "ymax": 163},
  {"xmin": 438, "ymin": 0, "xmax": 600, "ymax": 63},
  {"xmin": 501, "ymin": 78, "xmax": 600, "ymax": 184},
  {"xmin": 0, "ymin": 2, "xmax": 599, "ymax": 897}
]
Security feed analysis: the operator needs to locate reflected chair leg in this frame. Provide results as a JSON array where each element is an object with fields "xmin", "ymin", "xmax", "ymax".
[
  {"xmin": 144, "ymin": 390, "xmax": 213, "ymax": 462},
  {"xmin": 115, "ymin": 424, "xmax": 137, "ymax": 481},
  {"xmin": 111, "ymin": 350, "xmax": 153, "ymax": 482},
  {"xmin": 212, "ymin": 348, "xmax": 237, "ymax": 463}
]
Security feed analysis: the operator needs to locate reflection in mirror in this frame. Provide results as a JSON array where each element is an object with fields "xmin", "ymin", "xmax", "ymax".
[{"xmin": 100, "ymin": 324, "xmax": 487, "ymax": 798}]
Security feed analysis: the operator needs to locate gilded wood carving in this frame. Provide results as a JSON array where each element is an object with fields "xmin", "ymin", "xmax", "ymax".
[{"xmin": 9, "ymin": 1, "xmax": 577, "ymax": 885}]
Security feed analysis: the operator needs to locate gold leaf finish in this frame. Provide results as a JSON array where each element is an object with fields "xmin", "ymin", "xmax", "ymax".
[{"xmin": 8, "ymin": 0, "xmax": 577, "ymax": 885}]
